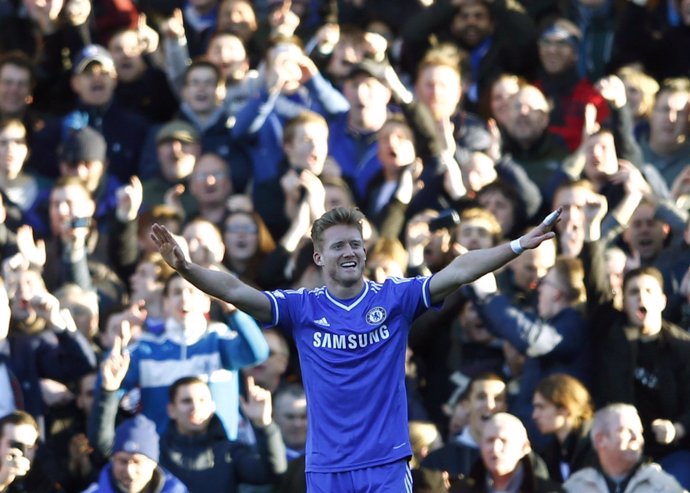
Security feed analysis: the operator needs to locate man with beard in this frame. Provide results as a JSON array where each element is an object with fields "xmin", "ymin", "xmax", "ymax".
[
  {"xmin": 401, "ymin": 0, "xmax": 539, "ymax": 109},
  {"xmin": 500, "ymin": 84, "xmax": 569, "ymax": 196},
  {"xmin": 564, "ymin": 404, "xmax": 685, "ymax": 493}
]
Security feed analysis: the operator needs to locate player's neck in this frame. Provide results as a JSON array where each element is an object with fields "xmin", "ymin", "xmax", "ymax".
[{"xmin": 326, "ymin": 278, "xmax": 365, "ymax": 300}]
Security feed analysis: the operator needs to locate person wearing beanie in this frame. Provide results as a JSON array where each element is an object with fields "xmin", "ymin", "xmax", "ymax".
[
  {"xmin": 534, "ymin": 18, "xmax": 610, "ymax": 151},
  {"xmin": 83, "ymin": 415, "xmax": 188, "ymax": 493},
  {"xmin": 57, "ymin": 125, "xmax": 124, "ymax": 233}
]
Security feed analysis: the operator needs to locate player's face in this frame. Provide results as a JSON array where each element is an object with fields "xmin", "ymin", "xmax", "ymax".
[{"xmin": 315, "ymin": 225, "xmax": 366, "ymax": 288}]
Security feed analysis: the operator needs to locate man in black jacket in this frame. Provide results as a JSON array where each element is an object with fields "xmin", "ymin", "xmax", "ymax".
[{"xmin": 449, "ymin": 412, "xmax": 563, "ymax": 493}]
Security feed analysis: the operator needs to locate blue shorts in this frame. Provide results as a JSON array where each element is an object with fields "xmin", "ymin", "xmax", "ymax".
[{"xmin": 306, "ymin": 460, "xmax": 412, "ymax": 493}]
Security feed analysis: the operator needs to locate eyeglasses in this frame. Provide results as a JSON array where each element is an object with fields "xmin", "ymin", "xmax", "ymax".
[
  {"xmin": 193, "ymin": 171, "xmax": 228, "ymax": 182},
  {"xmin": 225, "ymin": 224, "xmax": 258, "ymax": 234}
]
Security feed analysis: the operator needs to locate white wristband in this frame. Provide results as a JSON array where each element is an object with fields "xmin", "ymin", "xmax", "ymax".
[{"xmin": 510, "ymin": 238, "xmax": 524, "ymax": 255}]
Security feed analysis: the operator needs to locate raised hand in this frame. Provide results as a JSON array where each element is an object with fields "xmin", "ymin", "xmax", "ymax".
[
  {"xmin": 116, "ymin": 176, "xmax": 143, "ymax": 222},
  {"xmin": 595, "ymin": 75, "xmax": 627, "ymax": 109},
  {"xmin": 583, "ymin": 192, "xmax": 608, "ymax": 242},
  {"xmin": 150, "ymin": 223, "xmax": 189, "ymax": 271},
  {"xmin": 101, "ymin": 329, "xmax": 131, "ymax": 392},
  {"xmin": 16, "ymin": 225, "xmax": 46, "ymax": 270},
  {"xmin": 611, "ymin": 159, "xmax": 651, "ymax": 196},
  {"xmin": 651, "ymin": 419, "xmax": 678, "ymax": 444},
  {"xmin": 239, "ymin": 376, "xmax": 273, "ymax": 428},
  {"xmin": 161, "ymin": 8, "xmax": 186, "ymax": 40},
  {"xmin": 517, "ymin": 208, "xmax": 562, "ymax": 250},
  {"xmin": 137, "ymin": 13, "xmax": 159, "ymax": 54}
]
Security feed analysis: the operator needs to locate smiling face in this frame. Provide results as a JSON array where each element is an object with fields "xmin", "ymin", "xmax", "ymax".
[
  {"xmin": 0, "ymin": 63, "xmax": 32, "ymax": 116},
  {"xmin": 464, "ymin": 378, "xmax": 507, "ymax": 440},
  {"xmin": 313, "ymin": 224, "xmax": 366, "ymax": 295},
  {"xmin": 0, "ymin": 121, "xmax": 28, "ymax": 180},
  {"xmin": 167, "ymin": 381, "xmax": 215, "ymax": 435}
]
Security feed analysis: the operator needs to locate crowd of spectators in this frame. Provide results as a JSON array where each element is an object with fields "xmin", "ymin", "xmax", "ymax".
[{"xmin": 0, "ymin": 0, "xmax": 689, "ymax": 491}]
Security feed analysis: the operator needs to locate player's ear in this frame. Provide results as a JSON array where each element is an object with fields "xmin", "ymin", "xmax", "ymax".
[{"xmin": 313, "ymin": 250, "xmax": 323, "ymax": 266}]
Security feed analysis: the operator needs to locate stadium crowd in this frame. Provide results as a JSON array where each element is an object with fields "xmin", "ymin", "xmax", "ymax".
[{"xmin": 0, "ymin": 0, "xmax": 689, "ymax": 491}]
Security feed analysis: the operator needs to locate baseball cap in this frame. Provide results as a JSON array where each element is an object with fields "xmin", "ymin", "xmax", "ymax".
[
  {"xmin": 112, "ymin": 415, "xmax": 160, "ymax": 463},
  {"xmin": 155, "ymin": 120, "xmax": 200, "ymax": 145},
  {"xmin": 73, "ymin": 44, "xmax": 116, "ymax": 75},
  {"xmin": 59, "ymin": 126, "xmax": 107, "ymax": 164}
]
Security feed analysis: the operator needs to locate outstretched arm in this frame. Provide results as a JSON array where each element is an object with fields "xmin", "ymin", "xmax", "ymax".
[
  {"xmin": 428, "ymin": 209, "xmax": 561, "ymax": 303},
  {"xmin": 150, "ymin": 224, "xmax": 273, "ymax": 323}
]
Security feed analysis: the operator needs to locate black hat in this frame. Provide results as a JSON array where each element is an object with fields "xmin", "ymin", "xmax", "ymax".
[{"xmin": 59, "ymin": 127, "xmax": 107, "ymax": 164}]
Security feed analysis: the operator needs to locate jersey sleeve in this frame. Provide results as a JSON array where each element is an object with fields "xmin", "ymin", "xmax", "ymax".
[
  {"xmin": 262, "ymin": 288, "xmax": 305, "ymax": 335},
  {"xmin": 388, "ymin": 275, "xmax": 436, "ymax": 321}
]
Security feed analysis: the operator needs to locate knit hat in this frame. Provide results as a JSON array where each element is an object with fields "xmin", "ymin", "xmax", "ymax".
[
  {"xmin": 59, "ymin": 126, "xmax": 107, "ymax": 164},
  {"xmin": 540, "ymin": 19, "xmax": 582, "ymax": 49},
  {"xmin": 112, "ymin": 415, "xmax": 160, "ymax": 462}
]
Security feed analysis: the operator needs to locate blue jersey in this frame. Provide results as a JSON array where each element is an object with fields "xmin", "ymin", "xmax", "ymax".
[{"xmin": 264, "ymin": 276, "xmax": 435, "ymax": 473}]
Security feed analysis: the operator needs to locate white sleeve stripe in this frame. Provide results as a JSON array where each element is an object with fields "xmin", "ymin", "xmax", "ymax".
[
  {"xmin": 422, "ymin": 276, "xmax": 432, "ymax": 308},
  {"xmin": 525, "ymin": 324, "xmax": 564, "ymax": 357},
  {"xmin": 264, "ymin": 291, "xmax": 280, "ymax": 327}
]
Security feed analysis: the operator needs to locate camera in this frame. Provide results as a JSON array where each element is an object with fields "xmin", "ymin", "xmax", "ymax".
[
  {"xmin": 71, "ymin": 217, "xmax": 91, "ymax": 229},
  {"xmin": 428, "ymin": 209, "xmax": 460, "ymax": 232}
]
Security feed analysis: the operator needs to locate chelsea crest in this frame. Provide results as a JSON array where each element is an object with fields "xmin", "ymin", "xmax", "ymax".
[{"xmin": 365, "ymin": 307, "xmax": 387, "ymax": 325}]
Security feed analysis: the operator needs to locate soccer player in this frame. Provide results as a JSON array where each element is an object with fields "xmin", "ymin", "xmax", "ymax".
[{"xmin": 150, "ymin": 207, "xmax": 559, "ymax": 492}]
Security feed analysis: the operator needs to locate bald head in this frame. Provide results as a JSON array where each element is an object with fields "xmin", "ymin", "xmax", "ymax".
[{"xmin": 506, "ymin": 85, "xmax": 550, "ymax": 148}]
